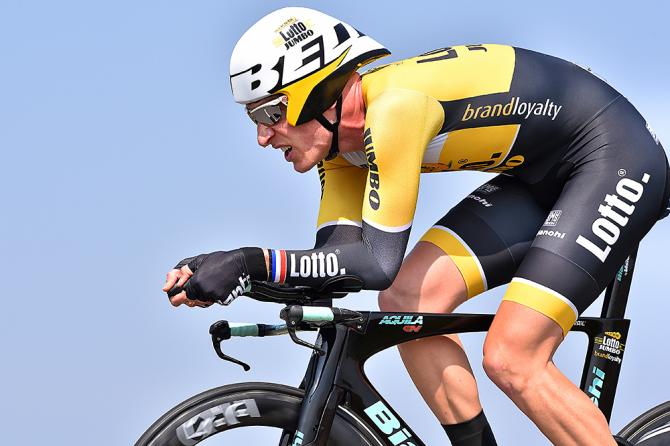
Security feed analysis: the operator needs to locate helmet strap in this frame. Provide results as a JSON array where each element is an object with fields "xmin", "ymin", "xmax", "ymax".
[{"xmin": 314, "ymin": 95, "xmax": 343, "ymax": 161}]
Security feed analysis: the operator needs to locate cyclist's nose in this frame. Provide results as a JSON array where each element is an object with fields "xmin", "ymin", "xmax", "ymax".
[{"xmin": 257, "ymin": 124, "xmax": 274, "ymax": 147}]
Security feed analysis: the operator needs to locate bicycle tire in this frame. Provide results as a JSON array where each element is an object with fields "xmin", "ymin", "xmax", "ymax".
[
  {"xmin": 135, "ymin": 382, "xmax": 383, "ymax": 446},
  {"xmin": 617, "ymin": 401, "xmax": 670, "ymax": 445}
]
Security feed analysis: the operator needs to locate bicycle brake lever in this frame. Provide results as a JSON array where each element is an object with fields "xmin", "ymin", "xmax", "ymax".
[
  {"xmin": 280, "ymin": 306, "xmax": 328, "ymax": 355},
  {"xmin": 287, "ymin": 326, "xmax": 325, "ymax": 356},
  {"xmin": 209, "ymin": 321, "xmax": 251, "ymax": 371}
]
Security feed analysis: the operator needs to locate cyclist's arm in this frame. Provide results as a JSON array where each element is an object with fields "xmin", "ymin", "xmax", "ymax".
[
  {"xmin": 312, "ymin": 157, "xmax": 366, "ymax": 249},
  {"xmin": 256, "ymin": 90, "xmax": 445, "ymax": 290}
]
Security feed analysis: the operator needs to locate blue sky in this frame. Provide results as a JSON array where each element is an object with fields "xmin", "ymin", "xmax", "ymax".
[{"xmin": 2, "ymin": 1, "xmax": 669, "ymax": 444}]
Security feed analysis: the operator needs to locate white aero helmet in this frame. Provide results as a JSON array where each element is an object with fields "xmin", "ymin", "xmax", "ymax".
[{"xmin": 230, "ymin": 7, "xmax": 390, "ymax": 126}]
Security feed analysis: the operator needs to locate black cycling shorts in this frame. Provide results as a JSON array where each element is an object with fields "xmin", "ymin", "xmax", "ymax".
[{"xmin": 419, "ymin": 96, "xmax": 670, "ymax": 335}]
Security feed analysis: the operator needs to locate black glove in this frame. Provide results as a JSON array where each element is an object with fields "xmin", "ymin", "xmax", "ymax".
[
  {"xmin": 173, "ymin": 248, "xmax": 266, "ymax": 305},
  {"xmin": 173, "ymin": 256, "xmax": 197, "ymax": 270}
]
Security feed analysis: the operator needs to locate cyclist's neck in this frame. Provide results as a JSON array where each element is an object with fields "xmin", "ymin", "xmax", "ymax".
[{"xmin": 336, "ymin": 73, "xmax": 366, "ymax": 153}]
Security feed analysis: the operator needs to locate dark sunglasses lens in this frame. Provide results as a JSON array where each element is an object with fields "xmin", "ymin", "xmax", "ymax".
[
  {"xmin": 269, "ymin": 109, "xmax": 282, "ymax": 123},
  {"xmin": 249, "ymin": 104, "xmax": 282, "ymax": 126}
]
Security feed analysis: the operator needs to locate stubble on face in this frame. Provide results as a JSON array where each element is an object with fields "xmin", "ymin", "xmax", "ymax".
[
  {"xmin": 283, "ymin": 119, "xmax": 333, "ymax": 173},
  {"xmin": 251, "ymin": 99, "xmax": 337, "ymax": 173}
]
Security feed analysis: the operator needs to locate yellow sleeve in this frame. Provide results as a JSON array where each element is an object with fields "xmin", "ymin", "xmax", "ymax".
[
  {"xmin": 362, "ymin": 89, "xmax": 445, "ymax": 231},
  {"xmin": 315, "ymin": 157, "xmax": 367, "ymax": 231}
]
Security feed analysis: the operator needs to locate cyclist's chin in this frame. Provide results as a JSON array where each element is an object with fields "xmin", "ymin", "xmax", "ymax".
[
  {"xmin": 292, "ymin": 159, "xmax": 316, "ymax": 173},
  {"xmin": 290, "ymin": 153, "xmax": 320, "ymax": 173}
]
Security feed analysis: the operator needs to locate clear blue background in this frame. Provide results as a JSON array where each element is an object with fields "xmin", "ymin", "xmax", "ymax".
[{"xmin": 2, "ymin": 1, "xmax": 669, "ymax": 444}]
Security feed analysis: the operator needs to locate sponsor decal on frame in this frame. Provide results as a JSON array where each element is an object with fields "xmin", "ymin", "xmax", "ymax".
[
  {"xmin": 379, "ymin": 315, "xmax": 424, "ymax": 333},
  {"xmin": 364, "ymin": 401, "xmax": 417, "ymax": 445},
  {"xmin": 593, "ymin": 331, "xmax": 625, "ymax": 364}
]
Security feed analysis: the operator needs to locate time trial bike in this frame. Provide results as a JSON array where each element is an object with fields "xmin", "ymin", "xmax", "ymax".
[{"xmin": 136, "ymin": 244, "xmax": 670, "ymax": 446}]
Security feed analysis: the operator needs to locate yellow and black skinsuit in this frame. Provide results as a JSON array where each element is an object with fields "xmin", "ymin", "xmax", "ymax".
[{"xmin": 266, "ymin": 45, "xmax": 669, "ymax": 334}]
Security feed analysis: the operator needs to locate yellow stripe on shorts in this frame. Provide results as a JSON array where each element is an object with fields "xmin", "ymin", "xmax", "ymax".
[
  {"xmin": 504, "ymin": 278, "xmax": 579, "ymax": 336},
  {"xmin": 419, "ymin": 225, "xmax": 487, "ymax": 298}
]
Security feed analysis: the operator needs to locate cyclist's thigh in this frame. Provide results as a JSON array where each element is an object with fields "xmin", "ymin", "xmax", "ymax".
[
  {"xmin": 384, "ymin": 241, "xmax": 470, "ymax": 313},
  {"xmin": 418, "ymin": 174, "xmax": 550, "ymax": 301},
  {"xmin": 504, "ymin": 97, "xmax": 670, "ymax": 336}
]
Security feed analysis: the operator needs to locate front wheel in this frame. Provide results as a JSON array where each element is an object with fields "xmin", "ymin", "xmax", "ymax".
[
  {"xmin": 617, "ymin": 401, "xmax": 670, "ymax": 445},
  {"xmin": 135, "ymin": 382, "xmax": 382, "ymax": 446}
]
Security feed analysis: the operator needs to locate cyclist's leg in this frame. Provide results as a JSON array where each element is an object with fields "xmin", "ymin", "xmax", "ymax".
[
  {"xmin": 379, "ymin": 175, "xmax": 549, "ymax": 426},
  {"xmin": 485, "ymin": 301, "xmax": 616, "ymax": 446},
  {"xmin": 482, "ymin": 97, "xmax": 670, "ymax": 446},
  {"xmin": 379, "ymin": 241, "xmax": 480, "ymax": 423}
]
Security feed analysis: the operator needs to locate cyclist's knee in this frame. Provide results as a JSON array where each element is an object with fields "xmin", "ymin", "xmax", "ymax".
[
  {"xmin": 482, "ymin": 301, "xmax": 564, "ymax": 398},
  {"xmin": 482, "ymin": 337, "xmax": 538, "ymax": 398}
]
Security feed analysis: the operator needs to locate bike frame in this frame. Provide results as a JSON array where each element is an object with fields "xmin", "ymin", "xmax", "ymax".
[{"xmin": 287, "ymin": 248, "xmax": 638, "ymax": 446}]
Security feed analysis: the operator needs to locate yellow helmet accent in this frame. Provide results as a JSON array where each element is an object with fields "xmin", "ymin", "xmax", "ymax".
[{"xmin": 278, "ymin": 47, "xmax": 350, "ymax": 126}]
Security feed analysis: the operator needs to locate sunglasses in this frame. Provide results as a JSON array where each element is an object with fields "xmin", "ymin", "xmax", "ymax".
[{"xmin": 246, "ymin": 96, "xmax": 288, "ymax": 126}]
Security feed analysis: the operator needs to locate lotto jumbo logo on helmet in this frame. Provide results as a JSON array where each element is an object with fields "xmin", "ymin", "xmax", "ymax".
[{"xmin": 230, "ymin": 7, "xmax": 390, "ymax": 125}]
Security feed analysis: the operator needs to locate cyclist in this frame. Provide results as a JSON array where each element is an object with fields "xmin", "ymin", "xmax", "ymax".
[{"xmin": 163, "ymin": 7, "xmax": 670, "ymax": 446}]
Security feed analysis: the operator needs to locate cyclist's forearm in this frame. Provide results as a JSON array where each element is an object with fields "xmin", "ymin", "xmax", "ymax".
[
  {"xmin": 247, "ymin": 224, "xmax": 409, "ymax": 290},
  {"xmin": 265, "ymin": 243, "xmax": 390, "ymax": 289}
]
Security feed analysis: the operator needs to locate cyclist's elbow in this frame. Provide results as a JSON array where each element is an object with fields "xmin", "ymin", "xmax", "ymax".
[
  {"xmin": 362, "ymin": 263, "xmax": 398, "ymax": 291},
  {"xmin": 368, "ymin": 274, "xmax": 394, "ymax": 291}
]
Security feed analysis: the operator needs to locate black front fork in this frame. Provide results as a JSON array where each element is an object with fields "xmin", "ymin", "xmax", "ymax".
[
  {"xmin": 575, "ymin": 247, "xmax": 637, "ymax": 422},
  {"xmin": 279, "ymin": 325, "xmax": 349, "ymax": 446}
]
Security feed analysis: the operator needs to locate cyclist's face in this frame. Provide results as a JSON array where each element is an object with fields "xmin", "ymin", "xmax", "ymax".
[{"xmin": 248, "ymin": 98, "xmax": 331, "ymax": 173}]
